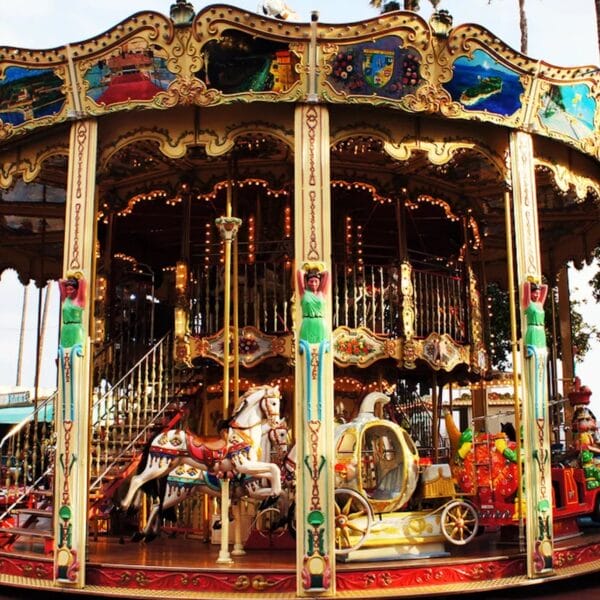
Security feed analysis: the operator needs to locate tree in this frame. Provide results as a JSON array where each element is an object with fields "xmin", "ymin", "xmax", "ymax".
[
  {"xmin": 590, "ymin": 248, "xmax": 600, "ymax": 303},
  {"xmin": 569, "ymin": 297, "xmax": 600, "ymax": 361},
  {"xmin": 488, "ymin": 0, "xmax": 528, "ymax": 54},
  {"xmin": 486, "ymin": 281, "xmax": 598, "ymax": 372}
]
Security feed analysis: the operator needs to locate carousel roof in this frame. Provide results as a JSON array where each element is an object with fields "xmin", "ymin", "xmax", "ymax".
[{"xmin": 0, "ymin": 4, "xmax": 597, "ymax": 285}]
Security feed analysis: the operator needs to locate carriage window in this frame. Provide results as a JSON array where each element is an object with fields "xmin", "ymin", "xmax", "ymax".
[
  {"xmin": 362, "ymin": 425, "xmax": 404, "ymax": 501},
  {"xmin": 336, "ymin": 432, "xmax": 357, "ymax": 455}
]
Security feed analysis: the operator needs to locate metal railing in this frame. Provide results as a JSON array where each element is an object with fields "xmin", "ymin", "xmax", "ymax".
[
  {"xmin": 89, "ymin": 332, "xmax": 175, "ymax": 484},
  {"xmin": 190, "ymin": 259, "xmax": 469, "ymax": 342}
]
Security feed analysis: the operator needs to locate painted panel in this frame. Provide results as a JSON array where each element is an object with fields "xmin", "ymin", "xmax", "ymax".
[
  {"xmin": 84, "ymin": 41, "xmax": 175, "ymax": 106},
  {"xmin": 538, "ymin": 82, "xmax": 596, "ymax": 141},
  {"xmin": 196, "ymin": 31, "xmax": 300, "ymax": 95},
  {"xmin": 0, "ymin": 66, "xmax": 65, "ymax": 125},
  {"xmin": 444, "ymin": 50, "xmax": 524, "ymax": 117},
  {"xmin": 325, "ymin": 37, "xmax": 421, "ymax": 100}
]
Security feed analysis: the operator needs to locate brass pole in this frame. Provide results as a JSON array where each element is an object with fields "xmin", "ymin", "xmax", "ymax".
[
  {"xmin": 232, "ymin": 168, "xmax": 240, "ymax": 407},
  {"xmin": 217, "ymin": 178, "xmax": 234, "ymax": 565},
  {"xmin": 504, "ymin": 190, "xmax": 525, "ymax": 549},
  {"xmin": 15, "ymin": 285, "xmax": 29, "ymax": 387},
  {"xmin": 216, "ymin": 165, "xmax": 242, "ymax": 565},
  {"xmin": 432, "ymin": 372, "xmax": 438, "ymax": 463}
]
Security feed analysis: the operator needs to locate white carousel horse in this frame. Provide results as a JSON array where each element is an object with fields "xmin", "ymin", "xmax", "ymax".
[
  {"xmin": 134, "ymin": 418, "xmax": 291, "ymax": 541},
  {"xmin": 121, "ymin": 385, "xmax": 283, "ymax": 514}
]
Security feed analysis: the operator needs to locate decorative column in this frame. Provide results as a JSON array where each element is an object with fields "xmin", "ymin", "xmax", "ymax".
[
  {"xmin": 509, "ymin": 130, "xmax": 553, "ymax": 578},
  {"xmin": 399, "ymin": 261, "xmax": 416, "ymax": 368},
  {"xmin": 294, "ymin": 104, "xmax": 335, "ymax": 596},
  {"xmin": 54, "ymin": 118, "xmax": 98, "ymax": 587}
]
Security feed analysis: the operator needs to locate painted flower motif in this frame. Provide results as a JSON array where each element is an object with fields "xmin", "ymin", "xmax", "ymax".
[
  {"xmin": 220, "ymin": 336, "xmax": 260, "ymax": 355},
  {"xmin": 335, "ymin": 336, "xmax": 373, "ymax": 357},
  {"xmin": 239, "ymin": 336, "xmax": 259, "ymax": 354}
]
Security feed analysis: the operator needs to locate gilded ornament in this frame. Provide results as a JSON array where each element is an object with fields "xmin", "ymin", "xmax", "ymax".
[{"xmin": 157, "ymin": 77, "xmax": 221, "ymax": 107}]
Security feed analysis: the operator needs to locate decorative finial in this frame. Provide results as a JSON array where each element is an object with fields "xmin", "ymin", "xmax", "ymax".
[
  {"xmin": 170, "ymin": 0, "xmax": 195, "ymax": 26},
  {"xmin": 429, "ymin": 8, "xmax": 453, "ymax": 38}
]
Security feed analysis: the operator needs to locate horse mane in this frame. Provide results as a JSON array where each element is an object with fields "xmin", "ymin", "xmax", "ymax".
[{"xmin": 231, "ymin": 384, "xmax": 271, "ymax": 416}]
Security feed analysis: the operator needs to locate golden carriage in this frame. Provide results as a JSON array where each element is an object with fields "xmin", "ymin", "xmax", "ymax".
[{"xmin": 332, "ymin": 393, "xmax": 478, "ymax": 560}]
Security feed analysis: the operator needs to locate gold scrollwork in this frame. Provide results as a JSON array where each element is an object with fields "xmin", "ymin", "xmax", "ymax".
[
  {"xmin": 0, "ymin": 119, "xmax": 13, "ymax": 142},
  {"xmin": 401, "ymin": 83, "xmax": 461, "ymax": 116},
  {"xmin": 156, "ymin": 77, "xmax": 221, "ymax": 107},
  {"xmin": 234, "ymin": 575, "xmax": 250, "ymax": 590}
]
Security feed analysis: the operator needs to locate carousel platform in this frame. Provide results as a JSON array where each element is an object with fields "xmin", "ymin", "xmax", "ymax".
[{"xmin": 2, "ymin": 527, "xmax": 600, "ymax": 599}]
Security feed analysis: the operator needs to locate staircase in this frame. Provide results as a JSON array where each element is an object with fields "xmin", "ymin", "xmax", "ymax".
[{"xmin": 0, "ymin": 331, "xmax": 200, "ymax": 554}]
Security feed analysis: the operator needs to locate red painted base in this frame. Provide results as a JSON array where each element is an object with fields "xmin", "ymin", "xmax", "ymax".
[{"xmin": 2, "ymin": 535, "xmax": 600, "ymax": 596}]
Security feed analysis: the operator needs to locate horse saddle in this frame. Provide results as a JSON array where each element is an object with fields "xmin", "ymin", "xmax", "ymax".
[{"xmin": 186, "ymin": 432, "xmax": 228, "ymax": 466}]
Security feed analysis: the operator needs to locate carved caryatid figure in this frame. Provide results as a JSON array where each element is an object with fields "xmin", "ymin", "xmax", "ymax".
[
  {"xmin": 59, "ymin": 273, "xmax": 86, "ymax": 349},
  {"xmin": 297, "ymin": 262, "xmax": 329, "ymax": 345},
  {"xmin": 522, "ymin": 278, "xmax": 548, "ymax": 352}
]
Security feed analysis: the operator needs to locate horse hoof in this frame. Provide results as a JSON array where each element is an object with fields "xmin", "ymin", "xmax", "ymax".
[
  {"xmin": 145, "ymin": 532, "xmax": 158, "ymax": 543},
  {"xmin": 130, "ymin": 532, "xmax": 144, "ymax": 542}
]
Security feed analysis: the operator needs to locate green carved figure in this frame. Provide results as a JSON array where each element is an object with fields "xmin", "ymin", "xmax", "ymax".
[
  {"xmin": 59, "ymin": 274, "xmax": 86, "ymax": 349},
  {"xmin": 522, "ymin": 279, "xmax": 548, "ymax": 350},
  {"xmin": 297, "ymin": 262, "xmax": 329, "ymax": 344}
]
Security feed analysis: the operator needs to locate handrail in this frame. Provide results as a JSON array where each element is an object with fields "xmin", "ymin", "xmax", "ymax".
[
  {"xmin": 93, "ymin": 331, "xmax": 172, "ymax": 408},
  {"xmin": 0, "ymin": 392, "xmax": 56, "ymax": 455},
  {"xmin": 0, "ymin": 333, "xmax": 132, "ymax": 458},
  {"xmin": 0, "ymin": 466, "xmax": 53, "ymax": 523}
]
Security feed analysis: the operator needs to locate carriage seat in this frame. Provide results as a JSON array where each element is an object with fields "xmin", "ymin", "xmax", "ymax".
[{"xmin": 420, "ymin": 463, "xmax": 455, "ymax": 499}]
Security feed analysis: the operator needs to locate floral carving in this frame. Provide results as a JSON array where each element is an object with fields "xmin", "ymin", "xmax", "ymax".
[
  {"xmin": 335, "ymin": 335, "xmax": 374, "ymax": 357},
  {"xmin": 157, "ymin": 77, "xmax": 221, "ymax": 107}
]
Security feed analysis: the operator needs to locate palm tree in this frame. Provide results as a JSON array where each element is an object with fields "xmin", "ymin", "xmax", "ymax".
[
  {"xmin": 487, "ymin": 1, "xmax": 528, "ymax": 54},
  {"xmin": 369, "ymin": 0, "xmax": 420, "ymax": 11},
  {"xmin": 516, "ymin": 0, "xmax": 528, "ymax": 54}
]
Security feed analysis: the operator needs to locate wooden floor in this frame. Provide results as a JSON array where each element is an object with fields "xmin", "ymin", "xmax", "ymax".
[
  {"xmin": 11, "ymin": 524, "xmax": 600, "ymax": 569},
  {"xmin": 85, "ymin": 526, "xmax": 527, "ymax": 570}
]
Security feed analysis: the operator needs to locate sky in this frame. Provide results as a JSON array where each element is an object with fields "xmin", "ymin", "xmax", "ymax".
[{"xmin": 0, "ymin": 1, "xmax": 598, "ymax": 408}]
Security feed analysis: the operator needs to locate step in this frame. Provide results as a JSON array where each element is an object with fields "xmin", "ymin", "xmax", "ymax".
[
  {"xmin": 3, "ymin": 526, "xmax": 53, "ymax": 539},
  {"xmin": 0, "ymin": 526, "xmax": 54, "ymax": 554},
  {"xmin": 13, "ymin": 508, "xmax": 53, "ymax": 518}
]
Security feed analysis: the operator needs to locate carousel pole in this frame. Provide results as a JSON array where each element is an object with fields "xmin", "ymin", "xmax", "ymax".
[
  {"xmin": 509, "ymin": 131, "xmax": 554, "ymax": 578},
  {"xmin": 53, "ymin": 117, "xmax": 98, "ymax": 588},
  {"xmin": 230, "ymin": 163, "xmax": 246, "ymax": 557},
  {"xmin": 503, "ymin": 189, "xmax": 525, "ymax": 550},
  {"xmin": 294, "ymin": 55, "xmax": 336, "ymax": 593},
  {"xmin": 15, "ymin": 284, "xmax": 28, "ymax": 387},
  {"xmin": 215, "ymin": 169, "xmax": 242, "ymax": 565},
  {"xmin": 431, "ymin": 372, "xmax": 439, "ymax": 463}
]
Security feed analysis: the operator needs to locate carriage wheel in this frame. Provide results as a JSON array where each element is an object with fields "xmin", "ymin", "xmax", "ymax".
[
  {"xmin": 334, "ymin": 488, "xmax": 372, "ymax": 555},
  {"xmin": 253, "ymin": 507, "xmax": 287, "ymax": 538},
  {"xmin": 441, "ymin": 500, "xmax": 479, "ymax": 546}
]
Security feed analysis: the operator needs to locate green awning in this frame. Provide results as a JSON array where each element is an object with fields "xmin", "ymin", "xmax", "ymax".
[{"xmin": 0, "ymin": 404, "xmax": 54, "ymax": 424}]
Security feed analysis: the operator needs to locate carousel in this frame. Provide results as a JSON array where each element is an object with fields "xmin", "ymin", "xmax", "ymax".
[{"xmin": 0, "ymin": 1, "xmax": 599, "ymax": 598}]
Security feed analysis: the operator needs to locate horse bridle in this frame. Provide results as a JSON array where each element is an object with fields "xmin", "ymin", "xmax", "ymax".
[{"xmin": 229, "ymin": 388, "xmax": 281, "ymax": 430}]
